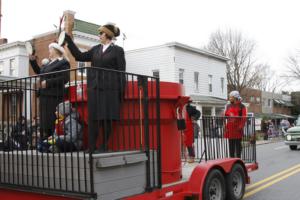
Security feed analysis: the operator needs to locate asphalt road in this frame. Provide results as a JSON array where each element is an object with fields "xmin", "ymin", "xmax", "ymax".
[{"xmin": 244, "ymin": 140, "xmax": 300, "ymax": 200}]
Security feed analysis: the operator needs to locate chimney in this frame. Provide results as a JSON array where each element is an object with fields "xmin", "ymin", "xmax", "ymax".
[
  {"xmin": 63, "ymin": 10, "xmax": 76, "ymax": 37},
  {"xmin": 0, "ymin": 0, "xmax": 7, "ymax": 44},
  {"xmin": 0, "ymin": 38, "xmax": 7, "ymax": 45}
]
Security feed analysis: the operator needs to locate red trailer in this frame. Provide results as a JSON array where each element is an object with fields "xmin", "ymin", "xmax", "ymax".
[{"xmin": 0, "ymin": 67, "xmax": 258, "ymax": 200}]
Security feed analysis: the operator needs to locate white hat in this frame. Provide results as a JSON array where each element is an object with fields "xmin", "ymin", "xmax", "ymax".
[
  {"xmin": 49, "ymin": 42, "xmax": 65, "ymax": 54},
  {"xmin": 229, "ymin": 90, "xmax": 242, "ymax": 101}
]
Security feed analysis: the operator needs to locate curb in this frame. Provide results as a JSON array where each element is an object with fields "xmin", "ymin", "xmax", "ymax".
[{"xmin": 256, "ymin": 139, "xmax": 283, "ymax": 146}]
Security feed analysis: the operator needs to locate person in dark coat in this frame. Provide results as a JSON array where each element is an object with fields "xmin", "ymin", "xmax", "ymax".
[
  {"xmin": 224, "ymin": 91, "xmax": 247, "ymax": 158},
  {"xmin": 29, "ymin": 42, "xmax": 70, "ymax": 139},
  {"xmin": 63, "ymin": 23, "xmax": 126, "ymax": 153}
]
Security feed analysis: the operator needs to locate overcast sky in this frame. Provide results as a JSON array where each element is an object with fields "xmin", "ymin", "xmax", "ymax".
[{"xmin": 2, "ymin": 0, "xmax": 300, "ymax": 91}]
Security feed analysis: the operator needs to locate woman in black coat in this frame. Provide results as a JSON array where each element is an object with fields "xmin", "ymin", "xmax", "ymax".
[
  {"xmin": 29, "ymin": 43, "xmax": 70, "ymax": 138},
  {"xmin": 63, "ymin": 23, "xmax": 126, "ymax": 152}
]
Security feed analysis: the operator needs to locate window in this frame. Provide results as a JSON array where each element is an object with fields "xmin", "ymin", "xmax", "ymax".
[
  {"xmin": 208, "ymin": 75, "xmax": 212, "ymax": 92},
  {"xmin": 11, "ymin": 95, "xmax": 17, "ymax": 117},
  {"xmin": 0, "ymin": 61, "xmax": 4, "ymax": 75},
  {"xmin": 5, "ymin": 92, "xmax": 23, "ymax": 119},
  {"xmin": 152, "ymin": 70, "xmax": 160, "ymax": 78},
  {"xmin": 77, "ymin": 62, "xmax": 87, "ymax": 76},
  {"xmin": 179, "ymin": 68, "xmax": 184, "ymax": 84},
  {"xmin": 256, "ymin": 97, "xmax": 261, "ymax": 103},
  {"xmin": 250, "ymin": 96, "xmax": 255, "ymax": 102},
  {"xmin": 194, "ymin": 72, "xmax": 199, "ymax": 91},
  {"xmin": 9, "ymin": 59, "xmax": 16, "ymax": 76},
  {"xmin": 221, "ymin": 77, "xmax": 224, "ymax": 93},
  {"xmin": 268, "ymin": 99, "xmax": 271, "ymax": 107}
]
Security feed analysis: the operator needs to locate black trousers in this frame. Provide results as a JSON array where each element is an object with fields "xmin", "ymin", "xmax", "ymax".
[
  {"xmin": 229, "ymin": 139, "xmax": 242, "ymax": 158},
  {"xmin": 39, "ymin": 95, "xmax": 63, "ymax": 138},
  {"xmin": 88, "ymin": 119, "xmax": 112, "ymax": 152}
]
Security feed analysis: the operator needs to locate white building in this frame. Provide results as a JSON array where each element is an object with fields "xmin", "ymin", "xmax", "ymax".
[
  {"xmin": 126, "ymin": 42, "xmax": 229, "ymax": 116},
  {"xmin": 0, "ymin": 41, "xmax": 29, "ymax": 79}
]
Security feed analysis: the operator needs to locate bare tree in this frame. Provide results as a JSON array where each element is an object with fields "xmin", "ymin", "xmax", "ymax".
[
  {"xmin": 259, "ymin": 65, "xmax": 288, "ymax": 93},
  {"xmin": 286, "ymin": 51, "xmax": 300, "ymax": 80},
  {"xmin": 205, "ymin": 29, "xmax": 264, "ymax": 93}
]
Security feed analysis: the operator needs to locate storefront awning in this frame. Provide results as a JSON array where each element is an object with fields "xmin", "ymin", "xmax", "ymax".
[
  {"xmin": 254, "ymin": 113, "xmax": 296, "ymax": 119},
  {"xmin": 190, "ymin": 95, "xmax": 227, "ymax": 105},
  {"xmin": 273, "ymin": 99, "xmax": 294, "ymax": 107}
]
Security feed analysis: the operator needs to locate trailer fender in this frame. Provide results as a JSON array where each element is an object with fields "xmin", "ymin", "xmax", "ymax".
[{"xmin": 187, "ymin": 158, "xmax": 247, "ymax": 195}]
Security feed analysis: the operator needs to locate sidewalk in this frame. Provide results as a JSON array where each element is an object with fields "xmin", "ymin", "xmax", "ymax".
[{"xmin": 256, "ymin": 137, "xmax": 283, "ymax": 145}]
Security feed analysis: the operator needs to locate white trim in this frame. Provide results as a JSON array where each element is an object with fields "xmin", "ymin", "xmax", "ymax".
[
  {"xmin": 0, "ymin": 41, "xmax": 25, "ymax": 51},
  {"xmin": 73, "ymin": 31, "xmax": 99, "ymax": 42}
]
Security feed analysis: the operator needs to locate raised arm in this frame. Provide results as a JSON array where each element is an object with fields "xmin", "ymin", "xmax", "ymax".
[
  {"xmin": 29, "ymin": 56, "xmax": 41, "ymax": 74},
  {"xmin": 64, "ymin": 34, "xmax": 93, "ymax": 62}
]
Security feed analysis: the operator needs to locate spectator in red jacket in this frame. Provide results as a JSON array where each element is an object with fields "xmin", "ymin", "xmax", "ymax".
[
  {"xmin": 224, "ymin": 91, "xmax": 247, "ymax": 158},
  {"xmin": 184, "ymin": 102, "xmax": 201, "ymax": 163}
]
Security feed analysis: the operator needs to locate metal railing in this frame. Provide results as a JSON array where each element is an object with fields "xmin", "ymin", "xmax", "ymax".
[
  {"xmin": 183, "ymin": 116, "xmax": 256, "ymax": 163},
  {"xmin": 0, "ymin": 67, "xmax": 161, "ymax": 197}
]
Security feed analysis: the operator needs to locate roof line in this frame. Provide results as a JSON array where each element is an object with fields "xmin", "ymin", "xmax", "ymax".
[
  {"xmin": 127, "ymin": 42, "xmax": 229, "ymax": 62},
  {"xmin": 166, "ymin": 42, "xmax": 229, "ymax": 61}
]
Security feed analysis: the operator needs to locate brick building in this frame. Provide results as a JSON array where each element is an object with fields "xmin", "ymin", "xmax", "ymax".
[
  {"xmin": 240, "ymin": 88, "xmax": 262, "ymax": 114},
  {"xmin": 291, "ymin": 91, "xmax": 300, "ymax": 115},
  {"xmin": 30, "ymin": 10, "xmax": 99, "ymax": 77}
]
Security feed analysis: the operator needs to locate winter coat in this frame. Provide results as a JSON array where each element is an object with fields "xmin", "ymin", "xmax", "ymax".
[
  {"xmin": 65, "ymin": 35, "xmax": 126, "ymax": 120},
  {"xmin": 184, "ymin": 109, "xmax": 194, "ymax": 147},
  {"xmin": 224, "ymin": 102, "xmax": 247, "ymax": 139},
  {"xmin": 54, "ymin": 112, "xmax": 83, "ymax": 150},
  {"xmin": 30, "ymin": 58, "xmax": 70, "ymax": 96},
  {"xmin": 30, "ymin": 58, "xmax": 70, "ymax": 135}
]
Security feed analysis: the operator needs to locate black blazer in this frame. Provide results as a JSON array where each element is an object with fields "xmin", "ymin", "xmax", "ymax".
[
  {"xmin": 65, "ymin": 35, "xmax": 126, "ymax": 90},
  {"xmin": 30, "ymin": 58, "xmax": 70, "ymax": 96}
]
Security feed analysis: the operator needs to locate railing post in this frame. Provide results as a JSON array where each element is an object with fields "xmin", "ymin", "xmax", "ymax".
[
  {"xmin": 155, "ymin": 77, "xmax": 161, "ymax": 188},
  {"xmin": 139, "ymin": 76, "xmax": 151, "ymax": 191},
  {"xmin": 202, "ymin": 117, "xmax": 208, "ymax": 162},
  {"xmin": 86, "ymin": 67, "xmax": 95, "ymax": 196}
]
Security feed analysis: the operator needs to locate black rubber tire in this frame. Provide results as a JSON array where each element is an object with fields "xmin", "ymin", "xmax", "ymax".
[
  {"xmin": 290, "ymin": 145, "xmax": 297, "ymax": 150},
  {"xmin": 226, "ymin": 163, "xmax": 246, "ymax": 200},
  {"xmin": 203, "ymin": 169, "xmax": 226, "ymax": 200}
]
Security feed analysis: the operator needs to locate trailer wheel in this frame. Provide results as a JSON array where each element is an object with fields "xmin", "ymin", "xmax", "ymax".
[
  {"xmin": 203, "ymin": 169, "xmax": 226, "ymax": 200},
  {"xmin": 289, "ymin": 145, "xmax": 297, "ymax": 150},
  {"xmin": 226, "ymin": 163, "xmax": 246, "ymax": 200}
]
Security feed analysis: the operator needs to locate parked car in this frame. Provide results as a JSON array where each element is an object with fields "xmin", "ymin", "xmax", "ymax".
[{"xmin": 285, "ymin": 116, "xmax": 300, "ymax": 150}]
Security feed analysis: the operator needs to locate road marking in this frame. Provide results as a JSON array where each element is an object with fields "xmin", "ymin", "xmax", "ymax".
[
  {"xmin": 274, "ymin": 146, "xmax": 288, "ymax": 150},
  {"xmin": 246, "ymin": 163, "xmax": 300, "ymax": 191},
  {"xmin": 244, "ymin": 167, "xmax": 300, "ymax": 198}
]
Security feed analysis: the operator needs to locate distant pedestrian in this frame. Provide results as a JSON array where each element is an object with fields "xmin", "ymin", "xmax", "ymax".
[
  {"xmin": 261, "ymin": 120, "xmax": 269, "ymax": 140},
  {"xmin": 184, "ymin": 101, "xmax": 201, "ymax": 163},
  {"xmin": 224, "ymin": 91, "xmax": 247, "ymax": 158}
]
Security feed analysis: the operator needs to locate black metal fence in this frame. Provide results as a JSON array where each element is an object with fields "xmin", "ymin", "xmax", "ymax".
[
  {"xmin": 0, "ymin": 67, "xmax": 161, "ymax": 197},
  {"xmin": 183, "ymin": 116, "xmax": 256, "ymax": 163}
]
